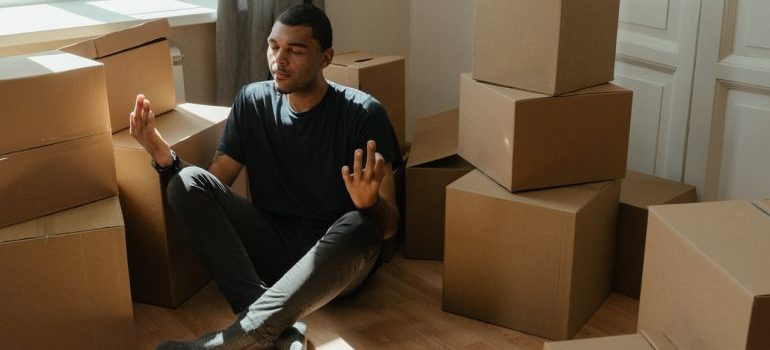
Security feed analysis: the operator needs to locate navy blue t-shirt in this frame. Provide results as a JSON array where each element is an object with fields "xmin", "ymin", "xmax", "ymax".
[{"xmin": 218, "ymin": 81, "xmax": 402, "ymax": 228}]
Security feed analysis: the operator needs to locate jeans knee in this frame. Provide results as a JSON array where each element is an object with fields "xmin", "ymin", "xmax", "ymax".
[
  {"xmin": 166, "ymin": 166, "xmax": 207, "ymax": 209},
  {"xmin": 332, "ymin": 211, "xmax": 381, "ymax": 250}
]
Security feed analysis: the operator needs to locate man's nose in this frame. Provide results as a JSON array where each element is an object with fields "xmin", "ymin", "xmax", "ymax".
[{"xmin": 275, "ymin": 48, "xmax": 289, "ymax": 66}]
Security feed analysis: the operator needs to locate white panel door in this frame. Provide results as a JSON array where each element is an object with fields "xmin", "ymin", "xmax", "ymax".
[
  {"xmin": 613, "ymin": 0, "xmax": 701, "ymax": 179},
  {"xmin": 685, "ymin": 0, "xmax": 770, "ymax": 200}
]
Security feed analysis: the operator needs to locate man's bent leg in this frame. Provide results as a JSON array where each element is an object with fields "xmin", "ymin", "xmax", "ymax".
[
  {"xmin": 157, "ymin": 211, "xmax": 381, "ymax": 349},
  {"xmin": 242, "ymin": 211, "xmax": 382, "ymax": 345},
  {"xmin": 167, "ymin": 166, "xmax": 287, "ymax": 314}
]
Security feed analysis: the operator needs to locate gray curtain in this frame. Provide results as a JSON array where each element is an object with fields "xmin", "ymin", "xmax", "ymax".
[{"xmin": 215, "ymin": 0, "xmax": 325, "ymax": 106}]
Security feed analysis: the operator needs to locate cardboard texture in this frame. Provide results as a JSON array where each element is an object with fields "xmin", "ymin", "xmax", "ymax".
[
  {"xmin": 112, "ymin": 103, "xmax": 229, "ymax": 307},
  {"xmin": 405, "ymin": 109, "xmax": 473, "ymax": 259},
  {"xmin": 62, "ymin": 19, "xmax": 175, "ymax": 133},
  {"xmin": 0, "ymin": 51, "xmax": 111, "ymax": 155},
  {"xmin": 0, "ymin": 132, "xmax": 118, "ymax": 228},
  {"xmin": 443, "ymin": 170, "xmax": 620, "ymax": 340},
  {"xmin": 473, "ymin": 0, "xmax": 620, "ymax": 95},
  {"xmin": 458, "ymin": 73, "xmax": 632, "ymax": 192},
  {"xmin": 638, "ymin": 199, "xmax": 770, "ymax": 350},
  {"xmin": 0, "ymin": 197, "xmax": 135, "ymax": 350},
  {"xmin": 543, "ymin": 330, "xmax": 677, "ymax": 350},
  {"xmin": 615, "ymin": 171, "xmax": 696, "ymax": 298},
  {"xmin": 324, "ymin": 51, "xmax": 406, "ymax": 150}
]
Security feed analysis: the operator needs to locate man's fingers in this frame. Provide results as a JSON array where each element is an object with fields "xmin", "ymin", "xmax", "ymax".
[
  {"xmin": 129, "ymin": 111, "xmax": 136, "ymax": 134},
  {"xmin": 147, "ymin": 110, "xmax": 156, "ymax": 130},
  {"xmin": 353, "ymin": 149, "xmax": 363, "ymax": 182},
  {"xmin": 134, "ymin": 94, "xmax": 145, "ymax": 120},
  {"xmin": 373, "ymin": 152, "xmax": 386, "ymax": 182},
  {"xmin": 364, "ymin": 140, "xmax": 376, "ymax": 181},
  {"xmin": 142, "ymin": 100, "xmax": 151, "ymax": 127},
  {"xmin": 132, "ymin": 111, "xmax": 143, "ymax": 134},
  {"xmin": 341, "ymin": 166, "xmax": 352, "ymax": 187}
]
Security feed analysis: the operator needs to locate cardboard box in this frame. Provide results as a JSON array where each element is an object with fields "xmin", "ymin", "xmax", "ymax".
[
  {"xmin": 614, "ymin": 171, "xmax": 697, "ymax": 298},
  {"xmin": 62, "ymin": 19, "xmax": 176, "ymax": 133},
  {"xmin": 543, "ymin": 330, "xmax": 676, "ymax": 350},
  {"xmin": 112, "ymin": 103, "xmax": 229, "ymax": 307},
  {"xmin": 458, "ymin": 73, "xmax": 632, "ymax": 192},
  {"xmin": 324, "ymin": 51, "xmax": 406, "ymax": 150},
  {"xmin": 0, "ymin": 51, "xmax": 110, "ymax": 155},
  {"xmin": 0, "ymin": 197, "xmax": 135, "ymax": 349},
  {"xmin": 405, "ymin": 109, "xmax": 473, "ymax": 259},
  {"xmin": 0, "ymin": 132, "xmax": 118, "ymax": 228},
  {"xmin": 473, "ymin": 0, "xmax": 620, "ymax": 95},
  {"xmin": 443, "ymin": 170, "xmax": 620, "ymax": 340},
  {"xmin": 638, "ymin": 199, "xmax": 770, "ymax": 350}
]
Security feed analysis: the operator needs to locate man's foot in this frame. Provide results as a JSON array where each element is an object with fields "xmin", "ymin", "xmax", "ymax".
[
  {"xmin": 273, "ymin": 321, "xmax": 307, "ymax": 350},
  {"xmin": 154, "ymin": 317, "xmax": 270, "ymax": 350}
]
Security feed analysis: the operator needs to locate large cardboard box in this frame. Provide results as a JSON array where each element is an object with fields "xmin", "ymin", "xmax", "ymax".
[
  {"xmin": 458, "ymin": 73, "xmax": 632, "ymax": 192},
  {"xmin": 638, "ymin": 199, "xmax": 770, "ymax": 350},
  {"xmin": 473, "ymin": 0, "xmax": 620, "ymax": 95},
  {"xmin": 543, "ymin": 331, "xmax": 676, "ymax": 350},
  {"xmin": 0, "ymin": 51, "xmax": 110, "ymax": 155},
  {"xmin": 62, "ymin": 19, "xmax": 176, "ymax": 133},
  {"xmin": 405, "ymin": 109, "xmax": 473, "ymax": 260},
  {"xmin": 443, "ymin": 170, "xmax": 620, "ymax": 340},
  {"xmin": 324, "ymin": 51, "xmax": 406, "ymax": 150},
  {"xmin": 0, "ymin": 197, "xmax": 135, "ymax": 350},
  {"xmin": 0, "ymin": 132, "xmax": 118, "ymax": 228},
  {"xmin": 615, "ymin": 171, "xmax": 696, "ymax": 298},
  {"xmin": 112, "ymin": 103, "xmax": 229, "ymax": 307}
]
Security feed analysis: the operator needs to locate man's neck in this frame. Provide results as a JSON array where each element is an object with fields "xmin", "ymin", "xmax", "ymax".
[{"xmin": 286, "ymin": 78, "xmax": 329, "ymax": 113}]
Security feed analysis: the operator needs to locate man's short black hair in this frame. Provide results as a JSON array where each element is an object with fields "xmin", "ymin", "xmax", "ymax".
[{"xmin": 277, "ymin": 4, "xmax": 333, "ymax": 51}]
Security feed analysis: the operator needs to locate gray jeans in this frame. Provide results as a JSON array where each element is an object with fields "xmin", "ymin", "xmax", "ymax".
[{"xmin": 166, "ymin": 166, "xmax": 381, "ymax": 341}]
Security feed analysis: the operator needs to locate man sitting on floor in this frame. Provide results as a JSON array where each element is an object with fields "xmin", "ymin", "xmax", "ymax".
[{"xmin": 129, "ymin": 4, "xmax": 402, "ymax": 349}]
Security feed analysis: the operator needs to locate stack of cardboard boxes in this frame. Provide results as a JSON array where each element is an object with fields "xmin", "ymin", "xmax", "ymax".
[
  {"xmin": 546, "ymin": 198, "xmax": 770, "ymax": 349},
  {"xmin": 440, "ymin": 0, "xmax": 633, "ymax": 340},
  {"xmin": 0, "ymin": 52, "xmax": 134, "ymax": 348},
  {"xmin": 62, "ymin": 19, "xmax": 248, "ymax": 308}
]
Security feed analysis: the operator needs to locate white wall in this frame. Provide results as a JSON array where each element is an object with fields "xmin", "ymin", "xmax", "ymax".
[
  {"xmin": 327, "ymin": 0, "xmax": 474, "ymax": 143},
  {"xmin": 407, "ymin": 0, "xmax": 474, "ymax": 141}
]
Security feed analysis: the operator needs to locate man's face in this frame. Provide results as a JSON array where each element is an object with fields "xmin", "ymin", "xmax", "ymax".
[{"xmin": 267, "ymin": 22, "xmax": 331, "ymax": 94}]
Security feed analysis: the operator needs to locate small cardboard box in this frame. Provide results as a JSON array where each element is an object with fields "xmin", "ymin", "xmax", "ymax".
[
  {"xmin": 0, "ymin": 132, "xmax": 118, "ymax": 228},
  {"xmin": 615, "ymin": 171, "xmax": 696, "ymax": 298},
  {"xmin": 638, "ymin": 199, "xmax": 770, "ymax": 350},
  {"xmin": 405, "ymin": 109, "xmax": 473, "ymax": 260},
  {"xmin": 0, "ymin": 51, "xmax": 110, "ymax": 155},
  {"xmin": 0, "ymin": 197, "xmax": 135, "ymax": 350},
  {"xmin": 324, "ymin": 51, "xmax": 406, "ymax": 150},
  {"xmin": 112, "ymin": 103, "xmax": 229, "ymax": 307},
  {"xmin": 543, "ymin": 330, "xmax": 676, "ymax": 350},
  {"xmin": 443, "ymin": 170, "xmax": 620, "ymax": 340},
  {"xmin": 62, "ymin": 19, "xmax": 176, "ymax": 133},
  {"xmin": 473, "ymin": 0, "xmax": 620, "ymax": 95},
  {"xmin": 458, "ymin": 73, "xmax": 632, "ymax": 192}
]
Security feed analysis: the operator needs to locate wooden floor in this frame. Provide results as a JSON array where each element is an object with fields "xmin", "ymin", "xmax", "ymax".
[{"xmin": 134, "ymin": 250, "xmax": 639, "ymax": 350}]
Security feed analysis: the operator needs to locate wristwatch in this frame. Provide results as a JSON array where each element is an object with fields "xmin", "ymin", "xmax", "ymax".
[{"xmin": 151, "ymin": 150, "xmax": 181, "ymax": 174}]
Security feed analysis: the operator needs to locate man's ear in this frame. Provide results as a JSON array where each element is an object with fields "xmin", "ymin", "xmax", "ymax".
[{"xmin": 321, "ymin": 48, "xmax": 334, "ymax": 68}]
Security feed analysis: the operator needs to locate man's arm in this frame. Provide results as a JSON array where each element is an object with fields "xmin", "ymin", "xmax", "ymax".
[
  {"xmin": 362, "ymin": 162, "xmax": 399, "ymax": 239},
  {"xmin": 341, "ymin": 140, "xmax": 400, "ymax": 239},
  {"xmin": 131, "ymin": 94, "xmax": 244, "ymax": 186},
  {"xmin": 207, "ymin": 151, "xmax": 243, "ymax": 186}
]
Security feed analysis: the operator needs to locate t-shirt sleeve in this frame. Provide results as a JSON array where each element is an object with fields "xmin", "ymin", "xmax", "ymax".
[
  {"xmin": 359, "ymin": 97, "xmax": 404, "ymax": 169},
  {"xmin": 217, "ymin": 87, "xmax": 246, "ymax": 164}
]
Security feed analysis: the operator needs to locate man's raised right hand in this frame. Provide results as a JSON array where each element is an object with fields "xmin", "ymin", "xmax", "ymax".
[{"xmin": 130, "ymin": 94, "xmax": 173, "ymax": 167}]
